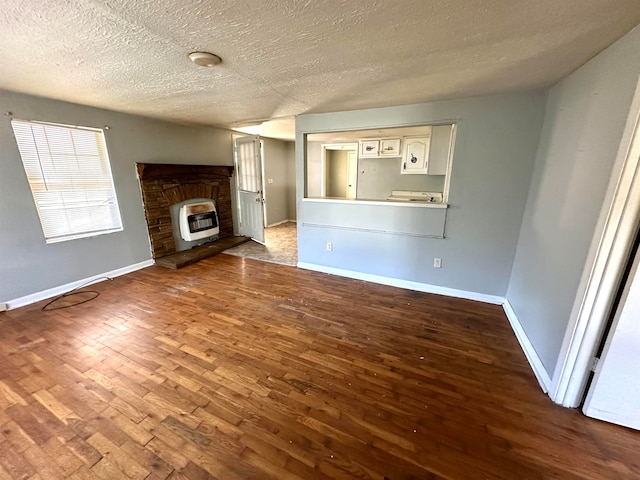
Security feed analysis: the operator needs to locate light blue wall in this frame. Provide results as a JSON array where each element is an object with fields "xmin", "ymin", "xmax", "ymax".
[
  {"xmin": 0, "ymin": 89, "xmax": 232, "ymax": 302},
  {"xmin": 262, "ymin": 137, "xmax": 292, "ymax": 226},
  {"xmin": 296, "ymin": 91, "xmax": 546, "ymax": 296},
  {"xmin": 507, "ymin": 27, "xmax": 640, "ymax": 375}
]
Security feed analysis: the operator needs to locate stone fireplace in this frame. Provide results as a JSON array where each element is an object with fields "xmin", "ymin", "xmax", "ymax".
[{"xmin": 136, "ymin": 163, "xmax": 234, "ymax": 259}]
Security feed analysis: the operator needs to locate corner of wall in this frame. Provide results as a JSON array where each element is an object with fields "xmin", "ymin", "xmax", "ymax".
[{"xmin": 502, "ymin": 300, "xmax": 552, "ymax": 392}]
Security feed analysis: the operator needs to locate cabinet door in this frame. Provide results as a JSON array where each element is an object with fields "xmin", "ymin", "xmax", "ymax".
[
  {"xmin": 359, "ymin": 140, "xmax": 379, "ymax": 157},
  {"xmin": 402, "ymin": 137, "xmax": 430, "ymax": 174},
  {"xmin": 380, "ymin": 138, "xmax": 401, "ymax": 157}
]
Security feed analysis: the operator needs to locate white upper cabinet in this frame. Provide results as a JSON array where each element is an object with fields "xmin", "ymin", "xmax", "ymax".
[
  {"xmin": 359, "ymin": 139, "xmax": 379, "ymax": 157},
  {"xmin": 359, "ymin": 138, "xmax": 402, "ymax": 157},
  {"xmin": 402, "ymin": 132, "xmax": 431, "ymax": 174},
  {"xmin": 400, "ymin": 126, "xmax": 451, "ymax": 175},
  {"xmin": 379, "ymin": 138, "xmax": 401, "ymax": 156}
]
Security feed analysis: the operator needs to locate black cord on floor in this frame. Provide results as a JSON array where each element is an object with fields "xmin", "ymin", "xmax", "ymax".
[{"xmin": 41, "ymin": 276, "xmax": 112, "ymax": 311}]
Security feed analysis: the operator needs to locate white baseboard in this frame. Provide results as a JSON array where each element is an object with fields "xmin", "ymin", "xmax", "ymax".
[
  {"xmin": 503, "ymin": 300, "xmax": 552, "ymax": 392},
  {"xmin": 266, "ymin": 219, "xmax": 291, "ymax": 228},
  {"xmin": 296, "ymin": 262, "xmax": 504, "ymax": 304},
  {"xmin": 4, "ymin": 259, "xmax": 155, "ymax": 310}
]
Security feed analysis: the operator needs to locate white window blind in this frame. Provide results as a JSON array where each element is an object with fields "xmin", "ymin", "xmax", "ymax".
[{"xmin": 11, "ymin": 119, "xmax": 123, "ymax": 244}]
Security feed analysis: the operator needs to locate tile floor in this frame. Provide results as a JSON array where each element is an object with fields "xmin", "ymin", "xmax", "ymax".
[{"xmin": 223, "ymin": 221, "xmax": 297, "ymax": 266}]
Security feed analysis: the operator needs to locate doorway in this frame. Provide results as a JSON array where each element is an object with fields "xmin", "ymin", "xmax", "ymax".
[
  {"xmin": 552, "ymin": 80, "xmax": 640, "ymax": 413},
  {"xmin": 230, "ymin": 135, "xmax": 298, "ymax": 265},
  {"xmin": 321, "ymin": 143, "xmax": 358, "ymax": 199},
  {"xmin": 234, "ymin": 134, "xmax": 265, "ymax": 244}
]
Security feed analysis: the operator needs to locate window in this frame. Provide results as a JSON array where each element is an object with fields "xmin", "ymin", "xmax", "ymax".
[{"xmin": 11, "ymin": 119, "xmax": 123, "ymax": 243}]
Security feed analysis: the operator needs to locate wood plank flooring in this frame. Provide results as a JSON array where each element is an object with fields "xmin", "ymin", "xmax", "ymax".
[{"xmin": 0, "ymin": 254, "xmax": 639, "ymax": 479}]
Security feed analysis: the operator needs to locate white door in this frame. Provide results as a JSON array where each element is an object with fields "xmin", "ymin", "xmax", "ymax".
[
  {"xmin": 234, "ymin": 135, "xmax": 265, "ymax": 244},
  {"xmin": 583, "ymin": 246, "xmax": 640, "ymax": 430}
]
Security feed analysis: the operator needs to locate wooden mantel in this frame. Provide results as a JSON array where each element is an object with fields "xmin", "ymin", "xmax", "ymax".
[{"xmin": 136, "ymin": 163, "xmax": 234, "ymax": 180}]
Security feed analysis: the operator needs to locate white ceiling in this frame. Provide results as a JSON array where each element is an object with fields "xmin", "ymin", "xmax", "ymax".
[{"xmin": 2, "ymin": 0, "xmax": 640, "ymax": 141}]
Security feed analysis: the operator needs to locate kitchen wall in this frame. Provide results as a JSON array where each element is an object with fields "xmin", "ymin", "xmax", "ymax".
[
  {"xmin": 0, "ymin": 89, "xmax": 233, "ymax": 303},
  {"xmin": 506, "ymin": 26, "xmax": 640, "ymax": 376},
  {"xmin": 356, "ymin": 157, "xmax": 444, "ymax": 200},
  {"xmin": 296, "ymin": 91, "xmax": 546, "ymax": 296}
]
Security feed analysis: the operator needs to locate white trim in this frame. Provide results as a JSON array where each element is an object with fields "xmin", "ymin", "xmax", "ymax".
[
  {"xmin": 298, "ymin": 116, "xmax": 462, "ymax": 135},
  {"xmin": 302, "ymin": 222, "xmax": 445, "ymax": 239},
  {"xmin": 302, "ymin": 197, "xmax": 448, "ymax": 209},
  {"xmin": 503, "ymin": 300, "xmax": 552, "ymax": 392},
  {"xmin": 3, "ymin": 259, "xmax": 154, "ymax": 310},
  {"xmin": 260, "ymin": 140, "xmax": 267, "ymax": 227},
  {"xmin": 266, "ymin": 219, "xmax": 292, "ymax": 228},
  {"xmin": 550, "ymin": 74, "xmax": 640, "ymax": 407},
  {"xmin": 296, "ymin": 262, "xmax": 504, "ymax": 304},
  {"xmin": 442, "ymin": 123, "xmax": 457, "ymax": 203}
]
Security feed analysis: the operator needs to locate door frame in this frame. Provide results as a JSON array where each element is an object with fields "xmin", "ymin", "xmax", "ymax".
[
  {"xmin": 346, "ymin": 150, "xmax": 357, "ymax": 199},
  {"xmin": 260, "ymin": 140, "xmax": 267, "ymax": 227},
  {"xmin": 320, "ymin": 143, "xmax": 358, "ymax": 198},
  {"xmin": 551, "ymin": 76, "xmax": 640, "ymax": 407}
]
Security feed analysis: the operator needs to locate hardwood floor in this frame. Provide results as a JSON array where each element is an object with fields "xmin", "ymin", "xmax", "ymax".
[{"xmin": 0, "ymin": 254, "xmax": 639, "ymax": 479}]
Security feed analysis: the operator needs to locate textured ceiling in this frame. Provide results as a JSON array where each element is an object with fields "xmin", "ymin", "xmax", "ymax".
[{"xmin": 2, "ymin": 0, "xmax": 640, "ymax": 140}]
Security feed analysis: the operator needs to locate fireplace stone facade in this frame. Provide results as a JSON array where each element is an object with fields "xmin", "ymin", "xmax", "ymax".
[{"xmin": 136, "ymin": 163, "xmax": 234, "ymax": 259}]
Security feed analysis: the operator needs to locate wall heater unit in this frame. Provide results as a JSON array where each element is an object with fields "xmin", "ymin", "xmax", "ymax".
[{"xmin": 179, "ymin": 201, "xmax": 219, "ymax": 241}]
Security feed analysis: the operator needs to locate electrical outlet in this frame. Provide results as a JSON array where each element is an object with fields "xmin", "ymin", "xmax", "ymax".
[
  {"xmin": 326, "ymin": 242, "xmax": 333, "ymax": 251},
  {"xmin": 434, "ymin": 257, "xmax": 442, "ymax": 268},
  {"xmin": 0, "ymin": 303, "xmax": 8, "ymax": 312}
]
